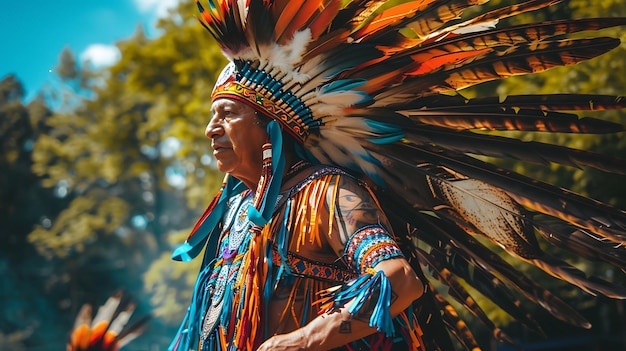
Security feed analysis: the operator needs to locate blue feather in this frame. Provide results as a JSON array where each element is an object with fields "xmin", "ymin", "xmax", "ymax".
[{"xmin": 320, "ymin": 79, "xmax": 366, "ymax": 93}]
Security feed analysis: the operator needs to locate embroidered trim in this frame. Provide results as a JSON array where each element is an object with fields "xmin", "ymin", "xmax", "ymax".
[
  {"xmin": 271, "ymin": 246, "xmax": 356, "ymax": 283},
  {"xmin": 280, "ymin": 166, "xmax": 350, "ymax": 199},
  {"xmin": 344, "ymin": 225, "xmax": 404, "ymax": 275},
  {"xmin": 213, "ymin": 80, "xmax": 310, "ymax": 143}
]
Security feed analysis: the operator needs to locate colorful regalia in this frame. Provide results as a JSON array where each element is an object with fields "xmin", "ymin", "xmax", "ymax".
[
  {"xmin": 172, "ymin": 168, "xmax": 424, "ymax": 350},
  {"xmin": 172, "ymin": 167, "xmax": 428, "ymax": 350},
  {"xmin": 171, "ymin": 1, "xmax": 626, "ymax": 350}
]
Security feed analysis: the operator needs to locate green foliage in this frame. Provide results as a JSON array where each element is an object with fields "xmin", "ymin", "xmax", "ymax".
[
  {"xmin": 55, "ymin": 47, "xmax": 79, "ymax": 81},
  {"xmin": 0, "ymin": 74, "xmax": 74, "ymax": 350},
  {"xmin": 0, "ymin": 76, "xmax": 29, "ymax": 167},
  {"xmin": 30, "ymin": 0, "xmax": 226, "ymax": 256},
  {"xmin": 29, "ymin": 192, "xmax": 130, "ymax": 258},
  {"xmin": 25, "ymin": 0, "xmax": 227, "ymax": 343},
  {"xmin": 143, "ymin": 229, "xmax": 203, "ymax": 323}
]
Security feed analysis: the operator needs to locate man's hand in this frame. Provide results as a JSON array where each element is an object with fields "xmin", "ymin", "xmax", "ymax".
[{"xmin": 256, "ymin": 329, "xmax": 309, "ymax": 351}]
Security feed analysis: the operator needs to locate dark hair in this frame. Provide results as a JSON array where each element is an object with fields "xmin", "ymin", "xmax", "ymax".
[{"xmin": 254, "ymin": 110, "xmax": 270, "ymax": 128}]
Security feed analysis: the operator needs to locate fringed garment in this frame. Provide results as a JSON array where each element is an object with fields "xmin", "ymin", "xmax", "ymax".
[{"xmin": 171, "ymin": 167, "xmax": 426, "ymax": 351}]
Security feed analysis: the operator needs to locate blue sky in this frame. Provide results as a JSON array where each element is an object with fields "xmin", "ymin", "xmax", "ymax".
[{"xmin": 0, "ymin": 0, "xmax": 180, "ymax": 102}]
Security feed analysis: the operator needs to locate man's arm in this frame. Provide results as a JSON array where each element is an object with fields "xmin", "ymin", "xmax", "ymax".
[
  {"xmin": 258, "ymin": 258, "xmax": 421, "ymax": 350},
  {"xmin": 257, "ymin": 176, "xmax": 424, "ymax": 351}
]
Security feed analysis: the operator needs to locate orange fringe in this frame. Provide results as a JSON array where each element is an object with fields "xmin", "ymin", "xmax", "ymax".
[
  {"xmin": 212, "ymin": 172, "xmax": 426, "ymax": 350},
  {"xmin": 292, "ymin": 174, "xmax": 336, "ymax": 252}
]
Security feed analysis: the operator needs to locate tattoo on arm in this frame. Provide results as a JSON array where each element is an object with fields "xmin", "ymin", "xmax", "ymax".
[
  {"xmin": 339, "ymin": 320, "xmax": 352, "ymax": 334},
  {"xmin": 334, "ymin": 177, "xmax": 384, "ymax": 246}
]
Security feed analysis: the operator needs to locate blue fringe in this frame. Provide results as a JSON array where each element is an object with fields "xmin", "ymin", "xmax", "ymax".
[
  {"xmin": 329, "ymin": 270, "xmax": 395, "ymax": 337},
  {"xmin": 169, "ymin": 258, "xmax": 216, "ymax": 350},
  {"xmin": 172, "ymin": 176, "xmax": 245, "ymax": 262},
  {"xmin": 276, "ymin": 199, "xmax": 292, "ymax": 274}
]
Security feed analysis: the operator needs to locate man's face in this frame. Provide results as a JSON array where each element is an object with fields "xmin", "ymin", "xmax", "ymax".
[{"xmin": 206, "ymin": 98, "xmax": 267, "ymax": 183}]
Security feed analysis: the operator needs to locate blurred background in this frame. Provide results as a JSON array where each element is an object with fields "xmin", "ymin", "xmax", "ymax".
[{"xmin": 0, "ymin": 0, "xmax": 625, "ymax": 350}]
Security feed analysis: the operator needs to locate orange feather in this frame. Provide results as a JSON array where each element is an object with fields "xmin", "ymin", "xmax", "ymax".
[
  {"xmin": 278, "ymin": 0, "xmax": 334, "ymax": 43},
  {"xmin": 354, "ymin": 1, "xmax": 436, "ymax": 39},
  {"xmin": 408, "ymin": 48, "xmax": 491, "ymax": 76},
  {"xmin": 88, "ymin": 321, "xmax": 110, "ymax": 346},
  {"xmin": 69, "ymin": 324, "xmax": 91, "ymax": 350},
  {"xmin": 274, "ymin": 1, "xmax": 307, "ymax": 43},
  {"xmin": 308, "ymin": 0, "xmax": 342, "ymax": 40}
]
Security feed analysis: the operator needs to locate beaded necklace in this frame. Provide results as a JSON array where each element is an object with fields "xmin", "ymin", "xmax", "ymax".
[
  {"xmin": 201, "ymin": 190, "xmax": 253, "ymax": 346},
  {"xmin": 283, "ymin": 160, "xmax": 311, "ymax": 183},
  {"xmin": 201, "ymin": 161, "xmax": 313, "ymax": 348}
]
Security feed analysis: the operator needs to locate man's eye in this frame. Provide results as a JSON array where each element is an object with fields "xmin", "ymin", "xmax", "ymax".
[{"xmin": 344, "ymin": 195, "xmax": 357, "ymax": 202}]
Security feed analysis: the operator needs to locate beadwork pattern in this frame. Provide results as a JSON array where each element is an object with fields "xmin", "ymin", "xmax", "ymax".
[
  {"xmin": 212, "ymin": 74, "xmax": 314, "ymax": 143},
  {"xmin": 271, "ymin": 246, "xmax": 356, "ymax": 283},
  {"xmin": 344, "ymin": 225, "xmax": 404, "ymax": 275}
]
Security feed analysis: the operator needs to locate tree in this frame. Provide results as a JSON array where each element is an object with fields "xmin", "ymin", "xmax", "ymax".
[
  {"xmin": 0, "ymin": 74, "xmax": 73, "ymax": 349},
  {"xmin": 27, "ymin": 0, "xmax": 227, "ymax": 347}
]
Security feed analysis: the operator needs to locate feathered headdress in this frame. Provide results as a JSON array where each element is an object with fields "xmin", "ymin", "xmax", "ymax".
[{"xmin": 176, "ymin": 0, "xmax": 626, "ymax": 349}]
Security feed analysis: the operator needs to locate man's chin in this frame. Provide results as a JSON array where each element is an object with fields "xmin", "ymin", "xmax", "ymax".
[{"xmin": 215, "ymin": 160, "xmax": 236, "ymax": 175}]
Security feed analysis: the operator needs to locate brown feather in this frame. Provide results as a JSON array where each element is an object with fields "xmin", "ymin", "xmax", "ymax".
[
  {"xmin": 403, "ymin": 128, "xmax": 626, "ymax": 175},
  {"xmin": 433, "ymin": 288, "xmax": 484, "ymax": 351},
  {"xmin": 415, "ymin": 245, "xmax": 521, "ymax": 344},
  {"xmin": 416, "ymin": 210, "xmax": 593, "ymax": 328},
  {"xmin": 441, "ymin": 38, "xmax": 622, "ymax": 91},
  {"xmin": 377, "ymin": 142, "xmax": 626, "ymax": 243}
]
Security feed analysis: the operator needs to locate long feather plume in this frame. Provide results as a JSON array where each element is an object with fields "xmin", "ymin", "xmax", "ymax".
[{"xmin": 192, "ymin": 0, "xmax": 626, "ymax": 349}]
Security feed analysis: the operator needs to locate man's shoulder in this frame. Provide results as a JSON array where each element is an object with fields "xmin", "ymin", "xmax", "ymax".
[{"xmin": 282, "ymin": 164, "xmax": 356, "ymax": 191}]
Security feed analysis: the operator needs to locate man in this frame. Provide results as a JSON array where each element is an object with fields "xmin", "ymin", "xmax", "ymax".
[
  {"xmin": 194, "ymin": 95, "xmax": 423, "ymax": 350},
  {"xmin": 169, "ymin": 65, "xmax": 426, "ymax": 350},
  {"xmin": 172, "ymin": 1, "xmax": 626, "ymax": 350}
]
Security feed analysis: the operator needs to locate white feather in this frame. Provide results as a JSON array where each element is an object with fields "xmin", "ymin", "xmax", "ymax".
[
  {"xmin": 236, "ymin": 47, "xmax": 260, "ymax": 63},
  {"xmin": 310, "ymin": 102, "xmax": 343, "ymax": 116},
  {"xmin": 433, "ymin": 178, "xmax": 526, "ymax": 250},
  {"xmin": 318, "ymin": 128, "xmax": 381, "ymax": 177},
  {"xmin": 313, "ymin": 91, "xmax": 367, "ymax": 107},
  {"xmin": 452, "ymin": 19, "xmax": 499, "ymax": 35},
  {"xmin": 109, "ymin": 309, "xmax": 133, "ymax": 335},
  {"xmin": 72, "ymin": 304, "xmax": 93, "ymax": 330},
  {"xmin": 92, "ymin": 294, "xmax": 121, "ymax": 327},
  {"xmin": 271, "ymin": 43, "xmax": 289, "ymax": 70},
  {"xmin": 286, "ymin": 30, "xmax": 313, "ymax": 83},
  {"xmin": 289, "ymin": 54, "xmax": 337, "ymax": 95},
  {"xmin": 238, "ymin": 0, "xmax": 248, "ymax": 27}
]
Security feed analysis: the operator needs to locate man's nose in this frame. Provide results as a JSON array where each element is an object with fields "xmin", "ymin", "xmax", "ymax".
[{"xmin": 205, "ymin": 116, "xmax": 222, "ymax": 139}]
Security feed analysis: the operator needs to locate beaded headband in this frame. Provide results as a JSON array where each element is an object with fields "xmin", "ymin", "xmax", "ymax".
[{"xmin": 211, "ymin": 62, "xmax": 317, "ymax": 143}]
